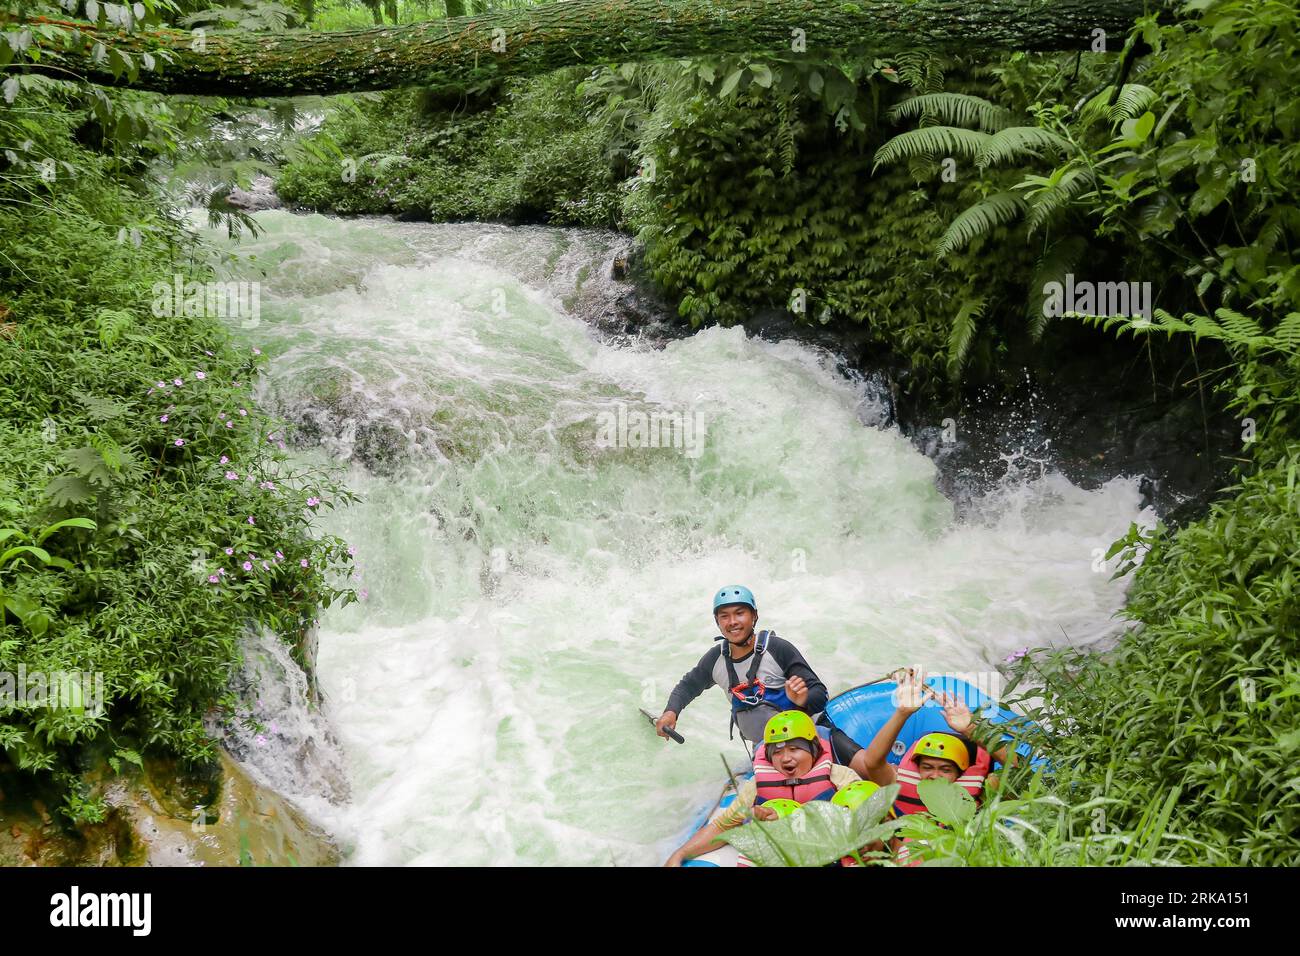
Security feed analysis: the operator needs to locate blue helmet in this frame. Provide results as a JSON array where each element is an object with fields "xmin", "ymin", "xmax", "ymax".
[{"xmin": 712, "ymin": 585, "xmax": 756, "ymax": 615}]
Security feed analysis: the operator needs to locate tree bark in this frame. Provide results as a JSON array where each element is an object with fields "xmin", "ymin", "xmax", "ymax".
[{"xmin": 19, "ymin": 0, "xmax": 1164, "ymax": 98}]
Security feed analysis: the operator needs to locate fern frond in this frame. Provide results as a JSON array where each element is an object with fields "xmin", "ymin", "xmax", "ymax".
[
  {"xmin": 1024, "ymin": 166, "xmax": 1097, "ymax": 234},
  {"xmin": 1082, "ymin": 84, "xmax": 1159, "ymax": 125},
  {"xmin": 888, "ymin": 93, "xmax": 1014, "ymax": 132},
  {"xmin": 978, "ymin": 127, "xmax": 1071, "ymax": 168},
  {"xmin": 1154, "ymin": 309, "xmax": 1194, "ymax": 333},
  {"xmin": 1214, "ymin": 307, "xmax": 1265, "ymax": 342},
  {"xmin": 936, "ymin": 192, "xmax": 1027, "ymax": 256},
  {"xmin": 1026, "ymin": 235, "xmax": 1088, "ymax": 339},
  {"xmin": 94, "ymin": 309, "xmax": 134, "ymax": 350},
  {"xmin": 1273, "ymin": 313, "xmax": 1300, "ymax": 354},
  {"xmin": 947, "ymin": 296, "xmax": 986, "ymax": 377},
  {"xmin": 873, "ymin": 126, "xmax": 992, "ymax": 170}
]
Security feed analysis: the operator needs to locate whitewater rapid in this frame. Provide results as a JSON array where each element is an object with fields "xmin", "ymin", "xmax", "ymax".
[{"xmin": 212, "ymin": 211, "xmax": 1154, "ymax": 866}]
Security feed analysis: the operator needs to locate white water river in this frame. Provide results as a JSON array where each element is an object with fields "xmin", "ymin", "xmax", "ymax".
[{"xmin": 215, "ymin": 211, "xmax": 1153, "ymax": 866}]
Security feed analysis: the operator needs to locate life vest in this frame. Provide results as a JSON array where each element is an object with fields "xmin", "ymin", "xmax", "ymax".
[
  {"xmin": 892, "ymin": 737, "xmax": 992, "ymax": 818},
  {"xmin": 752, "ymin": 733, "xmax": 837, "ymax": 805},
  {"xmin": 737, "ymin": 732, "xmax": 839, "ymax": 868}
]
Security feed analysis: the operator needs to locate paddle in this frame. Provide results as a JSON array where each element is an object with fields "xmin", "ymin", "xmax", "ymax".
[{"xmin": 640, "ymin": 707, "xmax": 685, "ymax": 744}]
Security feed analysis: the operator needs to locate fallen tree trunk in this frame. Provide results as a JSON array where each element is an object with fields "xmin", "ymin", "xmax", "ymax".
[{"xmin": 17, "ymin": 0, "xmax": 1166, "ymax": 98}]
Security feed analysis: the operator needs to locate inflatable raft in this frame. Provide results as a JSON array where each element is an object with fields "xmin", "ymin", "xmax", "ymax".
[{"xmin": 679, "ymin": 675, "xmax": 1040, "ymax": 866}]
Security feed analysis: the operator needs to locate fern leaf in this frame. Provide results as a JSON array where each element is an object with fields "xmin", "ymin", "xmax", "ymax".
[
  {"xmin": 936, "ymin": 191, "xmax": 1027, "ymax": 256},
  {"xmin": 947, "ymin": 296, "xmax": 987, "ymax": 377},
  {"xmin": 888, "ymin": 93, "xmax": 1013, "ymax": 132},
  {"xmin": 1026, "ymin": 236, "xmax": 1088, "ymax": 339},
  {"xmin": 1024, "ymin": 166, "xmax": 1097, "ymax": 234},
  {"xmin": 978, "ymin": 127, "xmax": 1071, "ymax": 169},
  {"xmin": 1214, "ymin": 307, "xmax": 1264, "ymax": 342},
  {"xmin": 94, "ymin": 309, "xmax": 134, "ymax": 349},
  {"xmin": 1154, "ymin": 309, "xmax": 1194, "ymax": 333},
  {"xmin": 1273, "ymin": 313, "xmax": 1300, "ymax": 353},
  {"xmin": 873, "ymin": 127, "xmax": 992, "ymax": 171}
]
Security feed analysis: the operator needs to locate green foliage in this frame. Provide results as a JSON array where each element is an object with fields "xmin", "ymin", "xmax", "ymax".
[
  {"xmin": 0, "ymin": 79, "xmax": 357, "ymax": 819},
  {"xmin": 276, "ymin": 69, "xmax": 623, "ymax": 227},
  {"xmin": 718, "ymin": 786, "xmax": 900, "ymax": 867}
]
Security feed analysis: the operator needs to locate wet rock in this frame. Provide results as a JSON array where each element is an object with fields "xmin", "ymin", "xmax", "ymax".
[
  {"xmin": 0, "ymin": 751, "xmax": 338, "ymax": 867},
  {"xmin": 226, "ymin": 175, "xmax": 282, "ymax": 212}
]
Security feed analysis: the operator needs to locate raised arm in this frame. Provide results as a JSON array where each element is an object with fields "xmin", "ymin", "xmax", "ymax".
[{"xmin": 862, "ymin": 670, "xmax": 931, "ymax": 786}]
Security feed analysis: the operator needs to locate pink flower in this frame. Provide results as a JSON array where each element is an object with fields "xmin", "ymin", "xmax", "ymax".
[
  {"xmin": 306, "ymin": 497, "xmax": 320, "ymax": 508},
  {"xmin": 262, "ymin": 561, "xmax": 271, "ymax": 571},
  {"xmin": 239, "ymin": 409, "xmax": 248, "ymax": 417},
  {"xmin": 1004, "ymin": 647, "xmax": 1029, "ymax": 663},
  {"xmin": 225, "ymin": 421, "xmax": 234, "ymax": 429},
  {"xmin": 300, "ymin": 558, "xmax": 309, "ymax": 568},
  {"xmin": 277, "ymin": 442, "xmax": 286, "ymax": 451},
  {"xmin": 220, "ymin": 455, "xmax": 229, "ymax": 464},
  {"xmin": 218, "ymin": 412, "xmax": 227, "ymax": 420},
  {"xmin": 173, "ymin": 377, "xmax": 183, "ymax": 386},
  {"xmin": 217, "ymin": 567, "xmax": 226, "ymax": 576},
  {"xmin": 243, "ymin": 561, "xmax": 253, "ymax": 571},
  {"xmin": 247, "ymin": 516, "xmax": 256, "ymax": 525},
  {"xmin": 204, "ymin": 350, "xmax": 213, "ymax": 357},
  {"xmin": 159, "ymin": 414, "xmax": 169, "ymax": 423},
  {"xmin": 225, "ymin": 471, "xmax": 238, "ymax": 480},
  {"xmin": 224, "ymin": 547, "xmax": 234, "ymax": 556},
  {"xmin": 252, "ymin": 347, "xmax": 262, "ymax": 356},
  {"xmin": 174, "ymin": 439, "xmax": 185, "ymax": 447},
  {"xmin": 360, "ymin": 589, "xmax": 369, "ymax": 600},
  {"xmin": 347, "ymin": 545, "xmax": 356, "ymax": 557},
  {"xmin": 275, "ymin": 551, "xmax": 284, "ymax": 561},
  {"xmin": 155, "ymin": 381, "xmax": 167, "ymax": 389},
  {"xmin": 195, "ymin": 371, "xmax": 206, "ymax": 380},
  {"xmin": 260, "ymin": 481, "xmax": 276, "ymax": 491},
  {"xmin": 256, "ymin": 734, "xmax": 267, "ymax": 746},
  {"xmin": 208, "ymin": 575, "xmax": 220, "ymax": 584}
]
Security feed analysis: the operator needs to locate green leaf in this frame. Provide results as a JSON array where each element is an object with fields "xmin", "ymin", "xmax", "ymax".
[
  {"xmin": 719, "ymin": 786, "xmax": 901, "ymax": 867},
  {"xmin": 719, "ymin": 69, "xmax": 744, "ymax": 98},
  {"xmin": 35, "ymin": 517, "xmax": 96, "ymax": 545},
  {"xmin": 916, "ymin": 778, "xmax": 977, "ymax": 826}
]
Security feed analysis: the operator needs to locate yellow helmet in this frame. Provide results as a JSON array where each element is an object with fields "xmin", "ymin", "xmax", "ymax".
[
  {"xmin": 763, "ymin": 710, "xmax": 818, "ymax": 745},
  {"xmin": 913, "ymin": 733, "xmax": 972, "ymax": 771}
]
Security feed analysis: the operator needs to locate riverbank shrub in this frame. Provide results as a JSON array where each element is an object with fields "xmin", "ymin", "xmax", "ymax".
[
  {"xmin": 0, "ymin": 80, "xmax": 357, "ymax": 822},
  {"xmin": 275, "ymin": 68, "xmax": 623, "ymax": 226}
]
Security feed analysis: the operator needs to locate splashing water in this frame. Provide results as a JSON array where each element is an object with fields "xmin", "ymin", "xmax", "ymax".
[{"xmin": 213, "ymin": 211, "xmax": 1154, "ymax": 866}]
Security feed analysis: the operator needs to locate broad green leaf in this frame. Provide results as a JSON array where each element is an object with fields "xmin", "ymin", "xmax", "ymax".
[{"xmin": 917, "ymin": 778, "xmax": 977, "ymax": 826}]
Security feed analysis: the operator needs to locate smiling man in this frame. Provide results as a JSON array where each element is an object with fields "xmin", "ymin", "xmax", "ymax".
[{"xmin": 654, "ymin": 585, "xmax": 836, "ymax": 750}]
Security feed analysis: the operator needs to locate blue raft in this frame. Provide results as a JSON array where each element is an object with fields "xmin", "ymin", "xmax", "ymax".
[{"xmin": 678, "ymin": 675, "xmax": 1040, "ymax": 867}]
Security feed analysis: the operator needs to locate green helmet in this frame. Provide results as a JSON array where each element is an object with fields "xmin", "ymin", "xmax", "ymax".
[
  {"xmin": 763, "ymin": 710, "xmax": 818, "ymax": 746},
  {"xmin": 760, "ymin": 798, "xmax": 803, "ymax": 819},
  {"xmin": 831, "ymin": 780, "xmax": 881, "ymax": 811}
]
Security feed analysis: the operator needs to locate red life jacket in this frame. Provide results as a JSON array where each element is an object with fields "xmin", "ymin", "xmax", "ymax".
[
  {"xmin": 752, "ymin": 735, "xmax": 837, "ymax": 805},
  {"xmin": 737, "ymin": 734, "xmax": 839, "ymax": 868},
  {"xmin": 889, "ymin": 742, "xmax": 991, "ymax": 866},
  {"xmin": 892, "ymin": 737, "xmax": 992, "ymax": 818}
]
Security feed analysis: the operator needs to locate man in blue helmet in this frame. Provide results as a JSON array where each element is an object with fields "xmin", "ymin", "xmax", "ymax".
[{"xmin": 655, "ymin": 585, "xmax": 866, "ymax": 766}]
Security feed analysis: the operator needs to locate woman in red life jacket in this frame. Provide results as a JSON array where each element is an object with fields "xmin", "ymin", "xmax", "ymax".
[
  {"xmin": 859, "ymin": 670, "xmax": 1014, "ymax": 861},
  {"xmin": 664, "ymin": 710, "xmax": 862, "ymax": 866}
]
